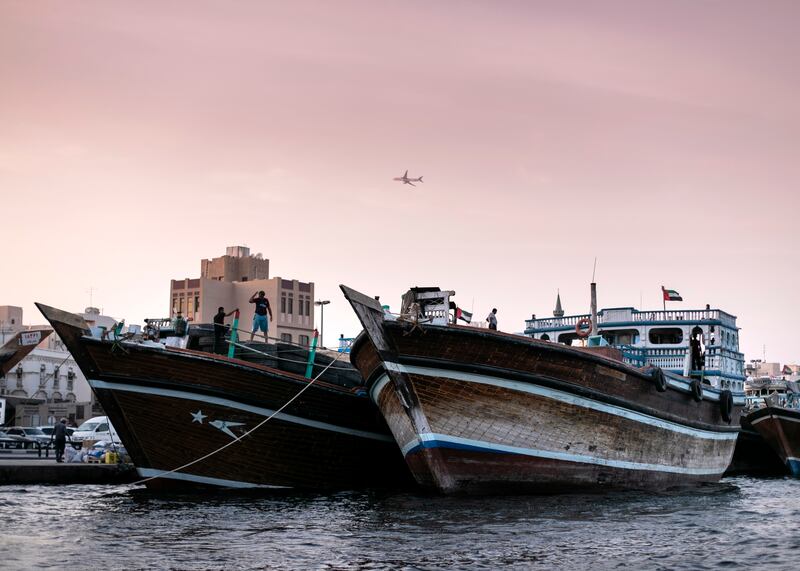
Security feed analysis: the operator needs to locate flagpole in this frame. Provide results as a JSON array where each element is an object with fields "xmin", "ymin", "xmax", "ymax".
[{"xmin": 662, "ymin": 286, "xmax": 665, "ymax": 311}]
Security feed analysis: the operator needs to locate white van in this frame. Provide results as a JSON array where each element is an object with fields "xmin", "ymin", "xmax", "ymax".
[{"xmin": 71, "ymin": 416, "xmax": 120, "ymax": 445}]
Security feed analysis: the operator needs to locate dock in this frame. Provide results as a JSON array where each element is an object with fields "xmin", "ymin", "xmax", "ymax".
[{"xmin": 0, "ymin": 458, "xmax": 138, "ymax": 485}]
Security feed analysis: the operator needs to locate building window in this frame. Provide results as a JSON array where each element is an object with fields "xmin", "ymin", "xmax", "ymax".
[
  {"xmin": 648, "ymin": 327, "xmax": 683, "ymax": 345},
  {"xmin": 305, "ymin": 300, "xmax": 310, "ymax": 316},
  {"xmin": 300, "ymin": 334, "xmax": 310, "ymax": 346},
  {"xmin": 194, "ymin": 296, "xmax": 200, "ymax": 313},
  {"xmin": 288, "ymin": 294, "xmax": 293, "ymax": 315},
  {"xmin": 281, "ymin": 333, "xmax": 292, "ymax": 343},
  {"xmin": 281, "ymin": 294, "xmax": 287, "ymax": 314}
]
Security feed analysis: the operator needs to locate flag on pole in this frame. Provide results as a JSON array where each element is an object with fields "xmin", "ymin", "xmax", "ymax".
[
  {"xmin": 662, "ymin": 286, "xmax": 682, "ymax": 301},
  {"xmin": 456, "ymin": 308, "xmax": 472, "ymax": 323}
]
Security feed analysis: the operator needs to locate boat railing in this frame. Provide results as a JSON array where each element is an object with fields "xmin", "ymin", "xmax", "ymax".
[{"xmin": 527, "ymin": 308, "xmax": 737, "ymax": 331}]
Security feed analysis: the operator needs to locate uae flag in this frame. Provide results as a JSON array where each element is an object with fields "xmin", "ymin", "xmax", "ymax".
[
  {"xmin": 456, "ymin": 308, "xmax": 472, "ymax": 323},
  {"xmin": 662, "ymin": 286, "xmax": 683, "ymax": 301}
]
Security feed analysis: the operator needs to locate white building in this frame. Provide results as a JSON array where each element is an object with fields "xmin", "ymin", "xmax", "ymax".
[{"xmin": 0, "ymin": 305, "xmax": 118, "ymax": 426}]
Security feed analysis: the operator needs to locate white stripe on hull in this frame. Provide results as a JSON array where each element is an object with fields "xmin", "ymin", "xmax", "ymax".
[
  {"xmin": 89, "ymin": 379, "xmax": 393, "ymax": 442},
  {"xmin": 136, "ymin": 467, "xmax": 291, "ymax": 489},
  {"xmin": 398, "ymin": 433, "xmax": 727, "ymax": 475},
  {"xmin": 749, "ymin": 413, "xmax": 800, "ymax": 426},
  {"xmin": 372, "ymin": 368, "xmax": 737, "ymax": 441}
]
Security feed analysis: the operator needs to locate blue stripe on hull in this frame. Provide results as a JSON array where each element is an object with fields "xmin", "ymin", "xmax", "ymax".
[
  {"xmin": 402, "ymin": 433, "xmax": 727, "ymax": 475},
  {"xmin": 788, "ymin": 459, "xmax": 800, "ymax": 477}
]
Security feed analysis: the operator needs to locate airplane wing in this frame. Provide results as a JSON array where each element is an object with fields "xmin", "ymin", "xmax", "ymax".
[
  {"xmin": 406, "ymin": 181, "xmax": 416, "ymax": 187},
  {"xmin": 403, "ymin": 170, "xmax": 408, "ymax": 178}
]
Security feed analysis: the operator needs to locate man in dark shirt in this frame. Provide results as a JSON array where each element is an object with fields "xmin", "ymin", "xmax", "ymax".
[
  {"xmin": 249, "ymin": 291, "xmax": 273, "ymax": 341},
  {"xmin": 213, "ymin": 306, "xmax": 238, "ymax": 354},
  {"xmin": 49, "ymin": 418, "xmax": 71, "ymax": 463}
]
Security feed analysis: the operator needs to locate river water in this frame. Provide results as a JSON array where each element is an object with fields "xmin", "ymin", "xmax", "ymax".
[{"xmin": 1, "ymin": 476, "xmax": 797, "ymax": 570}]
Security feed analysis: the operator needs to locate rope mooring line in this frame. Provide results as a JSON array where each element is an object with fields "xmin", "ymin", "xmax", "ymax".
[{"xmin": 131, "ymin": 348, "xmax": 348, "ymax": 487}]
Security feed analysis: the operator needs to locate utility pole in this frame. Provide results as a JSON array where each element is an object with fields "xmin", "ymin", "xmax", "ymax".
[{"xmin": 315, "ymin": 300, "xmax": 330, "ymax": 349}]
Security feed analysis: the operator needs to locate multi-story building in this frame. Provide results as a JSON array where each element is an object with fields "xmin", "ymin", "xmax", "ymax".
[
  {"xmin": 169, "ymin": 246, "xmax": 316, "ymax": 346},
  {"xmin": 0, "ymin": 305, "xmax": 105, "ymax": 426}
]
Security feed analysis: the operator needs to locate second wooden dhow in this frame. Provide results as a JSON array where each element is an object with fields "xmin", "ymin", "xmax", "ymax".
[{"xmin": 341, "ymin": 284, "xmax": 744, "ymax": 494}]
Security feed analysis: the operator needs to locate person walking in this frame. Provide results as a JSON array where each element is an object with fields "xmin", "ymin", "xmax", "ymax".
[
  {"xmin": 249, "ymin": 291, "xmax": 273, "ymax": 341},
  {"xmin": 486, "ymin": 308, "xmax": 498, "ymax": 331},
  {"xmin": 49, "ymin": 418, "xmax": 71, "ymax": 463},
  {"xmin": 213, "ymin": 306, "xmax": 238, "ymax": 354}
]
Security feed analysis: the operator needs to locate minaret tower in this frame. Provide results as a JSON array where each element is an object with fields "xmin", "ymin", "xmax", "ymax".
[{"xmin": 553, "ymin": 291, "xmax": 564, "ymax": 318}]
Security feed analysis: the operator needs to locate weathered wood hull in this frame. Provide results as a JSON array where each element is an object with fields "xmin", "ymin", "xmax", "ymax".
[
  {"xmin": 35, "ymin": 303, "xmax": 411, "ymax": 491},
  {"xmin": 341, "ymin": 286, "xmax": 742, "ymax": 494},
  {"xmin": 747, "ymin": 407, "xmax": 800, "ymax": 476},
  {"xmin": 725, "ymin": 417, "xmax": 787, "ymax": 476}
]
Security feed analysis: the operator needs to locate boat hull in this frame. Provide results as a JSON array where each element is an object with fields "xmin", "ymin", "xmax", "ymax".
[
  {"xmin": 747, "ymin": 407, "xmax": 800, "ymax": 476},
  {"xmin": 341, "ymin": 288, "xmax": 742, "ymax": 494},
  {"xmin": 725, "ymin": 417, "xmax": 787, "ymax": 476},
  {"xmin": 36, "ymin": 303, "xmax": 411, "ymax": 491}
]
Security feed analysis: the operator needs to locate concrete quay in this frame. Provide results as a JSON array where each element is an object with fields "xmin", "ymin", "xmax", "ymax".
[{"xmin": 0, "ymin": 458, "xmax": 138, "ymax": 485}]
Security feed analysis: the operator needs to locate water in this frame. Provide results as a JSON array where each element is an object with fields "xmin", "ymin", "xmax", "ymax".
[{"xmin": 1, "ymin": 477, "xmax": 798, "ymax": 570}]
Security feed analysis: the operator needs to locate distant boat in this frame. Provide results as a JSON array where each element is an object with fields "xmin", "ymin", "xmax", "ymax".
[
  {"xmin": 746, "ymin": 406, "xmax": 800, "ymax": 476},
  {"xmin": 744, "ymin": 383, "xmax": 800, "ymax": 476},
  {"xmin": 0, "ymin": 329, "xmax": 52, "ymax": 378},
  {"xmin": 36, "ymin": 303, "xmax": 411, "ymax": 491},
  {"xmin": 341, "ymin": 284, "xmax": 744, "ymax": 494}
]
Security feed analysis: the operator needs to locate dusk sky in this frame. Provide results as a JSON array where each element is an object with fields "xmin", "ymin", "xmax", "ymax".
[{"xmin": 1, "ymin": 1, "xmax": 798, "ymax": 363}]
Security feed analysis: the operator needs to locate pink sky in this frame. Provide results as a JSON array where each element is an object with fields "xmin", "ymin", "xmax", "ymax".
[{"xmin": 1, "ymin": 1, "xmax": 798, "ymax": 363}]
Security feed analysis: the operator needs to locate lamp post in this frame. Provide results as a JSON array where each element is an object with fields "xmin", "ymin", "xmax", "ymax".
[{"xmin": 315, "ymin": 300, "xmax": 330, "ymax": 348}]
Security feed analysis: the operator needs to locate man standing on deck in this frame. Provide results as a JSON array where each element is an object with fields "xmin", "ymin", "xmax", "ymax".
[
  {"xmin": 213, "ymin": 306, "xmax": 238, "ymax": 354},
  {"xmin": 249, "ymin": 291, "xmax": 273, "ymax": 341},
  {"xmin": 486, "ymin": 308, "xmax": 498, "ymax": 330},
  {"xmin": 49, "ymin": 418, "xmax": 71, "ymax": 463}
]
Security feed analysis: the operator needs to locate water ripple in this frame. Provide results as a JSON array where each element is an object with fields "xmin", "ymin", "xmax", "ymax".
[{"xmin": 0, "ymin": 477, "xmax": 797, "ymax": 570}]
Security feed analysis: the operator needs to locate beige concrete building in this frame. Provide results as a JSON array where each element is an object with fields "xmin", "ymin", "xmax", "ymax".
[{"xmin": 169, "ymin": 246, "xmax": 316, "ymax": 346}]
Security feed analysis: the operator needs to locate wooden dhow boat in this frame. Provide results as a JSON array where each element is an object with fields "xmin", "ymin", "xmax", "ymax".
[
  {"xmin": 36, "ymin": 303, "xmax": 410, "ymax": 491},
  {"xmin": 745, "ymin": 389, "xmax": 800, "ymax": 476},
  {"xmin": 341, "ymin": 284, "xmax": 744, "ymax": 494},
  {"xmin": 1, "ymin": 329, "xmax": 52, "ymax": 377}
]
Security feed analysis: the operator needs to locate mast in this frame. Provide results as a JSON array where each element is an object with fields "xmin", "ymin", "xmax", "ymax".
[{"xmin": 590, "ymin": 282, "xmax": 598, "ymax": 336}]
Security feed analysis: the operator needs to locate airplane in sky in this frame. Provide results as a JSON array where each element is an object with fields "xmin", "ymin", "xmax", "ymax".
[{"xmin": 393, "ymin": 170, "xmax": 424, "ymax": 187}]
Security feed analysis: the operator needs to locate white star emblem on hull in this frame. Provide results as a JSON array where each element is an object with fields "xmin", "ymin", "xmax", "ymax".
[
  {"xmin": 209, "ymin": 420, "xmax": 245, "ymax": 439},
  {"xmin": 190, "ymin": 410, "xmax": 207, "ymax": 423}
]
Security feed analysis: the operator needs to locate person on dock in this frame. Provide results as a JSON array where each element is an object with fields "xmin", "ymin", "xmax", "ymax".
[
  {"xmin": 213, "ymin": 306, "xmax": 238, "ymax": 354},
  {"xmin": 49, "ymin": 418, "xmax": 71, "ymax": 463},
  {"xmin": 486, "ymin": 308, "xmax": 498, "ymax": 330},
  {"xmin": 249, "ymin": 291, "xmax": 273, "ymax": 342}
]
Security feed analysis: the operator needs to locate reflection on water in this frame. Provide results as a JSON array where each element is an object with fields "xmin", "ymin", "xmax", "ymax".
[{"xmin": 1, "ymin": 477, "xmax": 798, "ymax": 570}]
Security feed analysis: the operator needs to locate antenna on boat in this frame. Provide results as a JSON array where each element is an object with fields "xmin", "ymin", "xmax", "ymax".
[{"xmin": 590, "ymin": 258, "xmax": 598, "ymax": 337}]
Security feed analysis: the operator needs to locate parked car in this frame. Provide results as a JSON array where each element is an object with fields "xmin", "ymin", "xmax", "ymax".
[
  {"xmin": 71, "ymin": 416, "xmax": 119, "ymax": 445},
  {"xmin": 37, "ymin": 425, "xmax": 75, "ymax": 438},
  {"xmin": 4, "ymin": 427, "xmax": 50, "ymax": 447},
  {"xmin": 0, "ymin": 429, "xmax": 33, "ymax": 449}
]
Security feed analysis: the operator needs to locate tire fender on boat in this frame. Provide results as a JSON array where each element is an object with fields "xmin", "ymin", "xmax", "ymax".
[
  {"xmin": 575, "ymin": 318, "xmax": 592, "ymax": 339},
  {"xmin": 651, "ymin": 367, "xmax": 667, "ymax": 392},
  {"xmin": 719, "ymin": 390, "xmax": 734, "ymax": 423},
  {"xmin": 690, "ymin": 379, "xmax": 703, "ymax": 402}
]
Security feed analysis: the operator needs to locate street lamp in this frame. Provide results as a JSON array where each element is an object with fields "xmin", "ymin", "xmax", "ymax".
[{"xmin": 315, "ymin": 300, "xmax": 330, "ymax": 348}]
